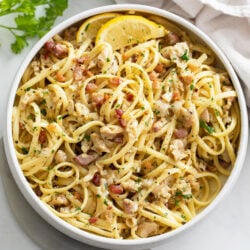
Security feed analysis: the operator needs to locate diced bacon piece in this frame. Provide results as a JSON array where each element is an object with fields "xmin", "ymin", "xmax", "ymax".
[
  {"xmin": 206, "ymin": 164, "xmax": 217, "ymax": 172},
  {"xmin": 142, "ymin": 161, "xmax": 152, "ymax": 171},
  {"xmin": 92, "ymin": 172, "xmax": 101, "ymax": 186},
  {"xmin": 179, "ymin": 70, "xmax": 194, "ymax": 85},
  {"xmin": 74, "ymin": 153, "xmax": 97, "ymax": 166},
  {"xmin": 123, "ymin": 199, "xmax": 138, "ymax": 214},
  {"xmin": 86, "ymin": 82, "xmax": 98, "ymax": 93},
  {"xmin": 44, "ymin": 40, "xmax": 55, "ymax": 51},
  {"xmin": 152, "ymin": 80, "xmax": 160, "ymax": 90},
  {"xmin": 89, "ymin": 217, "xmax": 98, "ymax": 224},
  {"xmin": 149, "ymin": 71, "xmax": 158, "ymax": 81},
  {"xmin": 38, "ymin": 130, "xmax": 47, "ymax": 144},
  {"xmin": 166, "ymin": 32, "xmax": 180, "ymax": 45},
  {"xmin": 131, "ymin": 54, "xmax": 138, "ymax": 62},
  {"xmin": 55, "ymin": 72, "xmax": 65, "ymax": 82},
  {"xmin": 174, "ymin": 128, "xmax": 188, "ymax": 138},
  {"xmin": 119, "ymin": 118, "xmax": 127, "ymax": 128},
  {"xmin": 126, "ymin": 93, "xmax": 134, "ymax": 101},
  {"xmin": 85, "ymin": 70, "xmax": 94, "ymax": 77},
  {"xmin": 34, "ymin": 186, "xmax": 42, "ymax": 196},
  {"xmin": 172, "ymin": 90, "xmax": 180, "ymax": 101},
  {"xmin": 92, "ymin": 93, "xmax": 105, "ymax": 107},
  {"xmin": 115, "ymin": 109, "xmax": 124, "ymax": 118},
  {"xmin": 109, "ymin": 184, "xmax": 124, "ymax": 194},
  {"xmin": 44, "ymin": 40, "xmax": 68, "ymax": 58},
  {"xmin": 19, "ymin": 122, "xmax": 25, "ymax": 130},
  {"xmin": 154, "ymin": 63, "xmax": 164, "ymax": 73},
  {"xmin": 110, "ymin": 134, "xmax": 124, "ymax": 144},
  {"xmin": 73, "ymin": 65, "xmax": 84, "ymax": 81},
  {"xmin": 53, "ymin": 43, "xmax": 68, "ymax": 58},
  {"xmin": 72, "ymin": 191, "xmax": 81, "ymax": 200},
  {"xmin": 109, "ymin": 77, "xmax": 121, "ymax": 86},
  {"xmin": 220, "ymin": 159, "xmax": 230, "ymax": 168}
]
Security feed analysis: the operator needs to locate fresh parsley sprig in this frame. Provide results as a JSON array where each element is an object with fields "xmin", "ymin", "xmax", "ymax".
[
  {"xmin": 0, "ymin": 0, "xmax": 68, "ymax": 53},
  {"xmin": 200, "ymin": 119, "xmax": 215, "ymax": 134}
]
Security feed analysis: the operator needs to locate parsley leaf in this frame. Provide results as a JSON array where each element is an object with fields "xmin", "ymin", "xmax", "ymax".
[
  {"xmin": 181, "ymin": 49, "xmax": 189, "ymax": 61},
  {"xmin": 200, "ymin": 120, "xmax": 215, "ymax": 134},
  {"xmin": 0, "ymin": 0, "xmax": 68, "ymax": 53}
]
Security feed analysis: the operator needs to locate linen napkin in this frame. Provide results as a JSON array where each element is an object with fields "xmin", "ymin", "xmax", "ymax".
[{"xmin": 115, "ymin": 0, "xmax": 250, "ymax": 109}]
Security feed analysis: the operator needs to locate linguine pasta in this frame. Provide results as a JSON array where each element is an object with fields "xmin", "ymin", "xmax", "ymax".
[{"xmin": 12, "ymin": 13, "xmax": 240, "ymax": 239}]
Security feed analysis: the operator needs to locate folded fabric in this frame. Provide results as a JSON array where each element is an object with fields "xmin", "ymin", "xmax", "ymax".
[{"xmin": 115, "ymin": 0, "xmax": 250, "ymax": 110}]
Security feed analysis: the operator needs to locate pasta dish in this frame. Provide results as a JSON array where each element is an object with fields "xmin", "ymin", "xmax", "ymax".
[{"xmin": 12, "ymin": 12, "xmax": 240, "ymax": 239}]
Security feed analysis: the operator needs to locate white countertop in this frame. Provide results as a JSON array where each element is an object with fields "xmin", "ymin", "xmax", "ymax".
[{"xmin": 0, "ymin": 1, "xmax": 250, "ymax": 249}]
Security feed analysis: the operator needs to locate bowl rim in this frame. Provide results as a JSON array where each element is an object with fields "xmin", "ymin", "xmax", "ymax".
[{"xmin": 3, "ymin": 3, "xmax": 249, "ymax": 249}]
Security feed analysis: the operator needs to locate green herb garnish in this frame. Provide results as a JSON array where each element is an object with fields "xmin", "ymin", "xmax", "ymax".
[
  {"xmin": 0, "ymin": 0, "xmax": 68, "ymax": 53},
  {"xmin": 41, "ymin": 109, "xmax": 47, "ymax": 116},
  {"xmin": 200, "ymin": 120, "xmax": 215, "ymax": 134},
  {"xmin": 84, "ymin": 23, "xmax": 90, "ymax": 32},
  {"xmin": 181, "ymin": 49, "xmax": 189, "ymax": 61},
  {"xmin": 21, "ymin": 147, "xmax": 28, "ymax": 154},
  {"xmin": 83, "ymin": 134, "xmax": 90, "ymax": 141}
]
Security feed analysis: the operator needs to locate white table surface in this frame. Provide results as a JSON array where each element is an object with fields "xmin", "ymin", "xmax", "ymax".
[{"xmin": 0, "ymin": 1, "xmax": 250, "ymax": 250}]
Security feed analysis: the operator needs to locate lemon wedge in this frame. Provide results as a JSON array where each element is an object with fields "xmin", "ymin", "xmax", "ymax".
[
  {"xmin": 76, "ymin": 12, "xmax": 121, "ymax": 43},
  {"xmin": 95, "ymin": 15, "xmax": 166, "ymax": 50}
]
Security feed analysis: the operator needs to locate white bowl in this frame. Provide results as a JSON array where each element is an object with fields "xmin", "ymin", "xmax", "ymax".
[{"xmin": 3, "ymin": 4, "xmax": 249, "ymax": 250}]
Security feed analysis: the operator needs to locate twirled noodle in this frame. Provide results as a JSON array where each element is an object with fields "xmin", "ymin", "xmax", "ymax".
[{"xmin": 12, "ymin": 13, "xmax": 240, "ymax": 239}]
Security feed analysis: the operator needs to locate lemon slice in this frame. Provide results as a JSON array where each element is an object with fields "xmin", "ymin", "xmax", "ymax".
[
  {"xmin": 95, "ymin": 15, "xmax": 166, "ymax": 50},
  {"xmin": 76, "ymin": 12, "xmax": 121, "ymax": 43}
]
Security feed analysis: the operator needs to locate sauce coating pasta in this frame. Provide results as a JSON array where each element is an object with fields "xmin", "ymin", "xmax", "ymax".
[{"xmin": 12, "ymin": 12, "xmax": 240, "ymax": 239}]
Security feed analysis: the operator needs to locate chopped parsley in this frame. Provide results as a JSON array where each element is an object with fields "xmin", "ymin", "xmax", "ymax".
[
  {"xmin": 190, "ymin": 83, "xmax": 194, "ymax": 91},
  {"xmin": 215, "ymin": 110, "xmax": 220, "ymax": 116},
  {"xmin": 154, "ymin": 109, "xmax": 160, "ymax": 115},
  {"xmin": 47, "ymin": 166, "xmax": 53, "ymax": 171},
  {"xmin": 181, "ymin": 49, "xmax": 189, "ymax": 61},
  {"xmin": 181, "ymin": 214, "xmax": 187, "ymax": 220},
  {"xmin": 84, "ymin": 23, "xmax": 90, "ymax": 32},
  {"xmin": 135, "ymin": 177, "xmax": 142, "ymax": 183},
  {"xmin": 83, "ymin": 134, "xmax": 91, "ymax": 141},
  {"xmin": 21, "ymin": 147, "xmax": 28, "ymax": 154},
  {"xmin": 174, "ymin": 190, "xmax": 192, "ymax": 200},
  {"xmin": 41, "ymin": 109, "xmax": 47, "ymax": 116},
  {"xmin": 200, "ymin": 120, "xmax": 215, "ymax": 134}
]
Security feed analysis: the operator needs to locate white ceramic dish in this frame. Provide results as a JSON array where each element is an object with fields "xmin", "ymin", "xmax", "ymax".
[{"xmin": 3, "ymin": 4, "xmax": 248, "ymax": 250}]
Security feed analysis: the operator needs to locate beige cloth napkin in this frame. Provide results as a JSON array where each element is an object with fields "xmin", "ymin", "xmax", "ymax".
[{"xmin": 115, "ymin": 0, "xmax": 250, "ymax": 108}]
